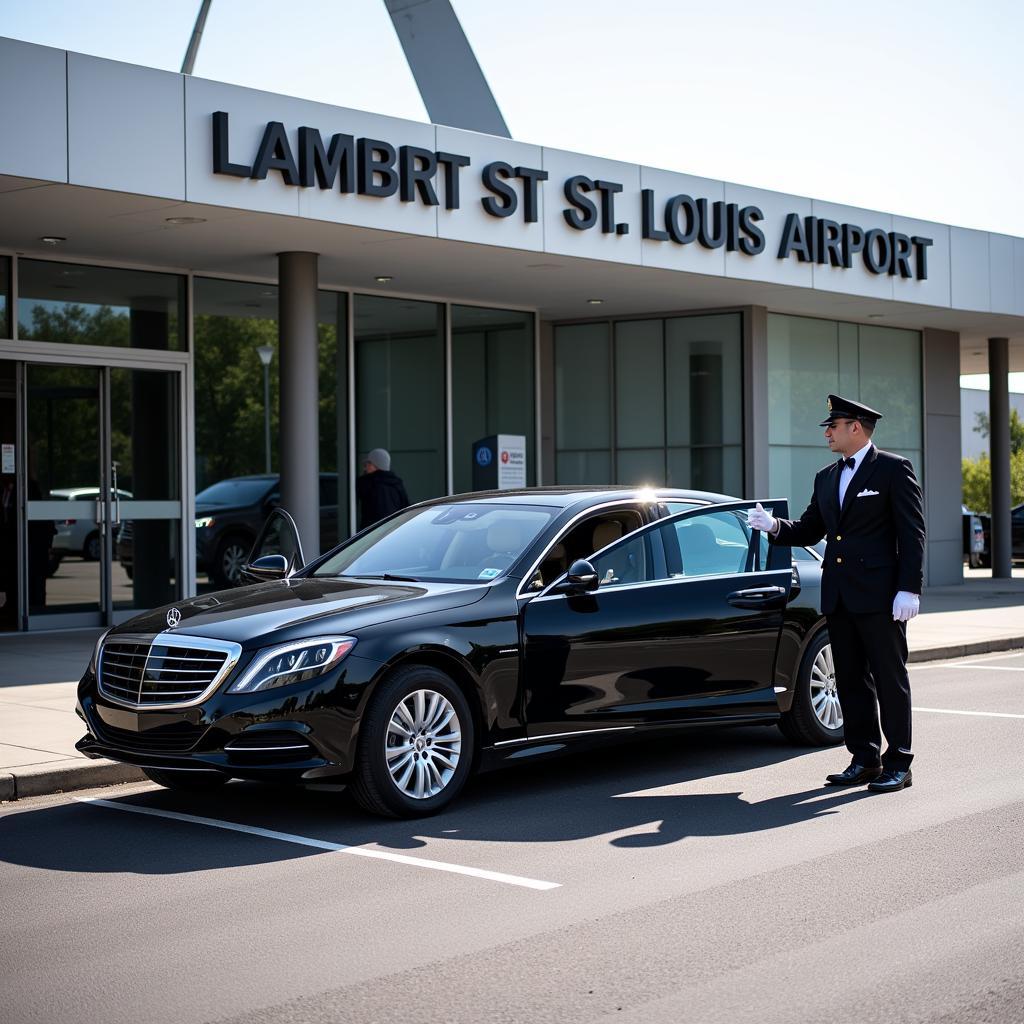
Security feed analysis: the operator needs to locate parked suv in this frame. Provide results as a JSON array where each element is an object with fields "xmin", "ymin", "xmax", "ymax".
[{"xmin": 118, "ymin": 474, "xmax": 340, "ymax": 588}]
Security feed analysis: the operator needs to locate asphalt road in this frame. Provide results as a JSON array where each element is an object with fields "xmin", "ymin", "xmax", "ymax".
[{"xmin": 2, "ymin": 651, "xmax": 1023, "ymax": 1024}]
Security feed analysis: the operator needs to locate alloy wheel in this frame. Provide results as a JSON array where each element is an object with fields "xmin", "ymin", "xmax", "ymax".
[
  {"xmin": 384, "ymin": 688, "xmax": 462, "ymax": 800},
  {"xmin": 809, "ymin": 642, "xmax": 843, "ymax": 731},
  {"xmin": 222, "ymin": 543, "xmax": 247, "ymax": 584}
]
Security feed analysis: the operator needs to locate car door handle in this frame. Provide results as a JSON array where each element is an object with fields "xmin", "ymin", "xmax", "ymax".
[{"xmin": 727, "ymin": 585, "xmax": 787, "ymax": 609}]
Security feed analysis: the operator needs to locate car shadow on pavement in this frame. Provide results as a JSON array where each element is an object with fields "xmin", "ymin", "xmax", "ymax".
[{"xmin": 0, "ymin": 728, "xmax": 874, "ymax": 876}]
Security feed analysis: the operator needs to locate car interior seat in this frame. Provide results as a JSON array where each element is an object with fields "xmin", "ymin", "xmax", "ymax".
[
  {"xmin": 676, "ymin": 521, "xmax": 736, "ymax": 575},
  {"xmin": 484, "ymin": 521, "xmax": 524, "ymax": 569}
]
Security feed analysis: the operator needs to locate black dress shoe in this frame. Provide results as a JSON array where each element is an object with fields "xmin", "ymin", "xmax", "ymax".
[
  {"xmin": 867, "ymin": 768, "xmax": 913, "ymax": 793},
  {"xmin": 824, "ymin": 762, "xmax": 882, "ymax": 786}
]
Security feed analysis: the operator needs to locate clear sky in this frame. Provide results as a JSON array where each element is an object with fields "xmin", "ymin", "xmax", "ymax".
[{"xmin": 1, "ymin": 0, "xmax": 1021, "ymax": 388}]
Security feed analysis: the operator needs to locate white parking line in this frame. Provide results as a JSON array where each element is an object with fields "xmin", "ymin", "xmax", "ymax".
[
  {"xmin": 915, "ymin": 707, "xmax": 1024, "ymax": 719},
  {"xmin": 74, "ymin": 797, "xmax": 561, "ymax": 891}
]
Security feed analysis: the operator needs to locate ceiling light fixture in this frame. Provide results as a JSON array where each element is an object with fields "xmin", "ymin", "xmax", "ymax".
[
  {"xmin": 39, "ymin": 236, "xmax": 66, "ymax": 245},
  {"xmin": 867, "ymin": 313, "xmax": 884, "ymax": 319},
  {"xmin": 164, "ymin": 216, "xmax": 206, "ymax": 226},
  {"xmin": 374, "ymin": 275, "xmax": 393, "ymax": 283},
  {"xmin": 587, "ymin": 298, "xmax": 603, "ymax": 305}
]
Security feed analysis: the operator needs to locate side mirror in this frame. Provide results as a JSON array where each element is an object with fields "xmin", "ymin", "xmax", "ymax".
[
  {"xmin": 556, "ymin": 558, "xmax": 599, "ymax": 594},
  {"xmin": 239, "ymin": 553, "xmax": 290, "ymax": 584},
  {"xmin": 240, "ymin": 508, "xmax": 305, "ymax": 585}
]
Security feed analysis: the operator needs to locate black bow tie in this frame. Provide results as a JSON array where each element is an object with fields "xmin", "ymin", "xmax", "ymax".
[{"xmin": 840, "ymin": 457, "xmax": 856, "ymax": 470}]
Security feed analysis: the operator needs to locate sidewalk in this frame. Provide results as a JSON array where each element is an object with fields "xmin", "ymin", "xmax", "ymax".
[{"xmin": 2, "ymin": 570, "xmax": 1023, "ymax": 802}]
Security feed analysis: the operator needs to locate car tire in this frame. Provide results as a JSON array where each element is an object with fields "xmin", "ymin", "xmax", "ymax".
[
  {"xmin": 352, "ymin": 665, "xmax": 475, "ymax": 818},
  {"xmin": 46, "ymin": 550, "xmax": 62, "ymax": 578},
  {"xmin": 779, "ymin": 628, "xmax": 844, "ymax": 746},
  {"xmin": 84, "ymin": 531, "xmax": 101, "ymax": 561},
  {"xmin": 142, "ymin": 767, "xmax": 228, "ymax": 792},
  {"xmin": 211, "ymin": 534, "xmax": 250, "ymax": 588}
]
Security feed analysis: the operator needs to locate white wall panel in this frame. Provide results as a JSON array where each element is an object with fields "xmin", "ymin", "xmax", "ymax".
[
  {"xmin": 891, "ymin": 217, "xmax": 950, "ymax": 308},
  {"xmin": 1015, "ymin": 238, "xmax": 1024, "ymax": 316},
  {"xmin": 988, "ymin": 234, "xmax": 1015, "ymax": 314},
  {"xmin": 950, "ymin": 226, "xmax": 991, "ymax": 312},
  {"xmin": 638, "ymin": 168, "xmax": 726, "ymax": 275},
  {"xmin": 68, "ymin": 53, "xmax": 184, "ymax": 200},
  {"xmin": 810, "ymin": 201, "xmax": 893, "ymax": 300},
  {"xmin": 723, "ymin": 185, "xmax": 812, "ymax": 288},
  {"xmin": 186, "ymin": 77, "xmax": 438, "ymax": 235},
  {"xmin": 436, "ymin": 128, "xmax": 544, "ymax": 250},
  {"xmin": 0, "ymin": 38, "xmax": 67, "ymax": 183},
  {"xmin": 540, "ymin": 149, "xmax": 642, "ymax": 264}
]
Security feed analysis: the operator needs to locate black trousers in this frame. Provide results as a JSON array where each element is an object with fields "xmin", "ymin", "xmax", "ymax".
[{"xmin": 826, "ymin": 602, "xmax": 913, "ymax": 771}]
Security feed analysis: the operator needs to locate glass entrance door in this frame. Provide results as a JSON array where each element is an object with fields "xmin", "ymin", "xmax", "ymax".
[{"xmin": 23, "ymin": 361, "xmax": 184, "ymax": 629}]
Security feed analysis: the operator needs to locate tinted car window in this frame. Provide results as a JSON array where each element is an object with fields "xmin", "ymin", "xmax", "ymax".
[
  {"xmin": 315, "ymin": 503, "xmax": 557, "ymax": 583},
  {"xmin": 590, "ymin": 532, "xmax": 652, "ymax": 587},
  {"xmin": 670, "ymin": 508, "xmax": 763, "ymax": 577}
]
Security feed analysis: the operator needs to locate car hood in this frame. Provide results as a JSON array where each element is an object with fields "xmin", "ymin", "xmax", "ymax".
[{"xmin": 109, "ymin": 577, "xmax": 490, "ymax": 647}]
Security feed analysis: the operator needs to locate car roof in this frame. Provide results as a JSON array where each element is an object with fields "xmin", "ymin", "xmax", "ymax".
[{"xmin": 409, "ymin": 486, "xmax": 739, "ymax": 512}]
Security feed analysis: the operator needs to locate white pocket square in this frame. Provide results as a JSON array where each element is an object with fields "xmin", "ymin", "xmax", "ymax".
[{"xmin": 856, "ymin": 489, "xmax": 879, "ymax": 497}]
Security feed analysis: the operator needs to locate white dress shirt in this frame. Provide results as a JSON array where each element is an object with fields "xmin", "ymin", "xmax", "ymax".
[{"xmin": 838, "ymin": 442, "xmax": 873, "ymax": 506}]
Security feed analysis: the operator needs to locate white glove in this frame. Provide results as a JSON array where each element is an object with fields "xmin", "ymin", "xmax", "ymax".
[
  {"xmin": 892, "ymin": 591, "xmax": 920, "ymax": 622},
  {"xmin": 748, "ymin": 503, "xmax": 777, "ymax": 534}
]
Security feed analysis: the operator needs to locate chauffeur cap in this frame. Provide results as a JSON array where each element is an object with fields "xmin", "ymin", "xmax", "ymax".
[{"xmin": 819, "ymin": 394, "xmax": 883, "ymax": 428}]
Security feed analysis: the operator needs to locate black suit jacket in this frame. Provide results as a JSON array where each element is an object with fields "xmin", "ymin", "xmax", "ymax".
[{"xmin": 771, "ymin": 446, "xmax": 925, "ymax": 615}]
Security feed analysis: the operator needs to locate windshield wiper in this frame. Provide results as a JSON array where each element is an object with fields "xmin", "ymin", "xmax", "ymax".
[{"xmin": 342, "ymin": 573, "xmax": 421, "ymax": 582}]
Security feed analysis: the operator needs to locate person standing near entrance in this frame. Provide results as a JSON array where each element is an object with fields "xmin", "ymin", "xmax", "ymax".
[
  {"xmin": 356, "ymin": 447, "xmax": 410, "ymax": 531},
  {"xmin": 749, "ymin": 395, "xmax": 925, "ymax": 793}
]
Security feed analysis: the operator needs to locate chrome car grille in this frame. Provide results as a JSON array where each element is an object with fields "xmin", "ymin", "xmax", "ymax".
[{"xmin": 98, "ymin": 634, "xmax": 242, "ymax": 708}]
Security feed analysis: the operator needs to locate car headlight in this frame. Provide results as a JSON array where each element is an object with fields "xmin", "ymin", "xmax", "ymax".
[
  {"xmin": 195, "ymin": 516, "xmax": 215, "ymax": 529},
  {"xmin": 89, "ymin": 628, "xmax": 111, "ymax": 675},
  {"xmin": 227, "ymin": 637, "xmax": 356, "ymax": 694}
]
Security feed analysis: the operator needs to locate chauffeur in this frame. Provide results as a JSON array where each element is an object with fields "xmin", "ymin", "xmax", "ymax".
[{"xmin": 749, "ymin": 395, "xmax": 925, "ymax": 793}]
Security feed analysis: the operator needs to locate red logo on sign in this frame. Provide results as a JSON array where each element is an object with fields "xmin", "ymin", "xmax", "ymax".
[{"xmin": 501, "ymin": 451, "xmax": 509, "ymax": 463}]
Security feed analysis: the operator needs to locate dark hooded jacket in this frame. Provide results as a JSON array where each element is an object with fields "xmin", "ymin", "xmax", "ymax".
[{"xmin": 356, "ymin": 470, "xmax": 410, "ymax": 531}]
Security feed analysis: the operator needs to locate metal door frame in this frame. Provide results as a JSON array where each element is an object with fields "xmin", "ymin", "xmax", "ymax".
[{"xmin": 10, "ymin": 344, "xmax": 191, "ymax": 631}]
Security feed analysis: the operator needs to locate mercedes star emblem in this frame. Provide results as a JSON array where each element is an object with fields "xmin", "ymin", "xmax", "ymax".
[{"xmin": 166, "ymin": 607, "xmax": 182, "ymax": 628}]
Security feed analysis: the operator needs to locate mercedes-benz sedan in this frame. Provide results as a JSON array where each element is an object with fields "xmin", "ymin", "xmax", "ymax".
[{"xmin": 76, "ymin": 488, "xmax": 837, "ymax": 817}]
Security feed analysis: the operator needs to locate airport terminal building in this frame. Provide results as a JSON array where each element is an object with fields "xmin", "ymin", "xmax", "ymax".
[{"xmin": 1, "ymin": 35, "xmax": 1022, "ymax": 631}]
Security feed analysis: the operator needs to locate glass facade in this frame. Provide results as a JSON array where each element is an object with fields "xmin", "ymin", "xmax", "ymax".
[
  {"xmin": 767, "ymin": 314, "xmax": 922, "ymax": 504},
  {"xmin": 355, "ymin": 294, "xmax": 446, "ymax": 506},
  {"xmin": 193, "ymin": 278, "xmax": 280, "ymax": 492},
  {"xmin": 17, "ymin": 260, "xmax": 185, "ymax": 350},
  {"xmin": 317, "ymin": 291, "xmax": 349, "ymax": 552},
  {"xmin": 555, "ymin": 313, "xmax": 743, "ymax": 494},
  {"xmin": 451, "ymin": 305, "xmax": 535, "ymax": 494},
  {"xmin": 0, "ymin": 255, "xmax": 9, "ymax": 338}
]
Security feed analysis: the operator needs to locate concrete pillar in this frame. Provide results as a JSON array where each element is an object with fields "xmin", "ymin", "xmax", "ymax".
[
  {"xmin": 278, "ymin": 252, "xmax": 320, "ymax": 562},
  {"xmin": 922, "ymin": 328, "xmax": 963, "ymax": 586},
  {"xmin": 742, "ymin": 306, "xmax": 769, "ymax": 499},
  {"xmin": 988, "ymin": 337, "xmax": 1012, "ymax": 578}
]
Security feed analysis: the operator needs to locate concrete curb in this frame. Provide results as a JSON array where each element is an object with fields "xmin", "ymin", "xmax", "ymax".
[
  {"xmin": 3, "ymin": 638, "xmax": 1022, "ymax": 803},
  {"xmin": 0, "ymin": 758, "xmax": 145, "ymax": 802},
  {"xmin": 907, "ymin": 636, "xmax": 1024, "ymax": 664}
]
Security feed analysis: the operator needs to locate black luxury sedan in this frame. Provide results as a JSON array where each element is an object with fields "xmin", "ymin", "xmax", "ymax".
[{"xmin": 76, "ymin": 487, "xmax": 837, "ymax": 818}]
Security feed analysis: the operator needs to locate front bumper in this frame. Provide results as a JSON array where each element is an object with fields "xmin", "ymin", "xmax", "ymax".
[{"xmin": 76, "ymin": 654, "xmax": 382, "ymax": 786}]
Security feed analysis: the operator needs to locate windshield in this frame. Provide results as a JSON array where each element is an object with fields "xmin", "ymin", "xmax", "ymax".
[
  {"xmin": 196, "ymin": 478, "xmax": 275, "ymax": 507},
  {"xmin": 315, "ymin": 503, "xmax": 557, "ymax": 583}
]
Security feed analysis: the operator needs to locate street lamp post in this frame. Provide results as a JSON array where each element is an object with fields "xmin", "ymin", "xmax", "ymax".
[{"xmin": 256, "ymin": 344, "xmax": 274, "ymax": 474}]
